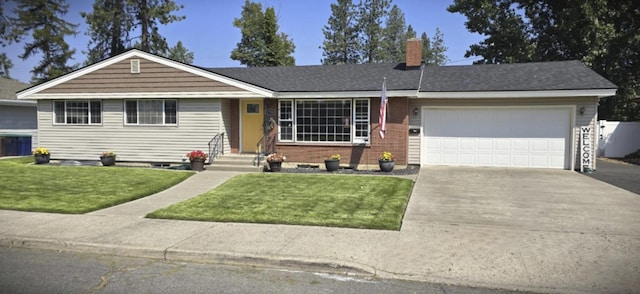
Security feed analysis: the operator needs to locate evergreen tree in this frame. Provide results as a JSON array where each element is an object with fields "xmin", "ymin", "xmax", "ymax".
[
  {"xmin": 230, "ymin": 0, "xmax": 295, "ymax": 67},
  {"xmin": 82, "ymin": 0, "xmax": 184, "ymax": 64},
  {"xmin": 381, "ymin": 4, "xmax": 406, "ymax": 62},
  {"xmin": 420, "ymin": 32, "xmax": 432, "ymax": 64},
  {"xmin": 10, "ymin": 0, "xmax": 78, "ymax": 83},
  {"xmin": 168, "ymin": 40, "xmax": 194, "ymax": 64},
  {"xmin": 357, "ymin": 0, "xmax": 391, "ymax": 63},
  {"xmin": 130, "ymin": 0, "xmax": 185, "ymax": 55},
  {"xmin": 429, "ymin": 27, "xmax": 448, "ymax": 65},
  {"xmin": 405, "ymin": 24, "xmax": 416, "ymax": 39},
  {"xmin": 321, "ymin": 0, "xmax": 360, "ymax": 65},
  {"xmin": 448, "ymin": 0, "xmax": 639, "ymax": 120},
  {"xmin": 81, "ymin": 0, "xmax": 133, "ymax": 64},
  {"xmin": 0, "ymin": 0, "xmax": 14, "ymax": 46},
  {"xmin": 0, "ymin": 53, "xmax": 12, "ymax": 77}
]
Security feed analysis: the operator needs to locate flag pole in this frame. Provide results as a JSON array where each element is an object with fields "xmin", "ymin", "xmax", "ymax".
[{"xmin": 379, "ymin": 77, "xmax": 387, "ymax": 139}]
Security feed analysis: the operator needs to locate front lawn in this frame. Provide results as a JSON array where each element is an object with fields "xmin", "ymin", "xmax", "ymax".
[
  {"xmin": 0, "ymin": 157, "xmax": 193, "ymax": 214},
  {"xmin": 147, "ymin": 173, "xmax": 414, "ymax": 230}
]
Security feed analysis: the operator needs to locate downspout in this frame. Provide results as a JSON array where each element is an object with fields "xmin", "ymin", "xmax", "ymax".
[{"xmin": 416, "ymin": 62, "xmax": 425, "ymax": 96}]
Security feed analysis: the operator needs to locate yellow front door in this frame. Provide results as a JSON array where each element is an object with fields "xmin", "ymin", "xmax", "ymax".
[{"xmin": 241, "ymin": 99, "xmax": 264, "ymax": 153}]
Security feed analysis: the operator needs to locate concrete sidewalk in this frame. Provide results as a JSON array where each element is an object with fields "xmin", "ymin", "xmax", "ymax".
[{"xmin": 1, "ymin": 169, "xmax": 639, "ymax": 293}]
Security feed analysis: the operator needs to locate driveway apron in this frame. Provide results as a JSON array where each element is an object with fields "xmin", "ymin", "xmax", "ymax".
[{"xmin": 586, "ymin": 158, "xmax": 640, "ymax": 195}]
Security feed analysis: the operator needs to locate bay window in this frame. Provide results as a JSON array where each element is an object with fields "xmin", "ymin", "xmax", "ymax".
[{"xmin": 278, "ymin": 99, "xmax": 370, "ymax": 143}]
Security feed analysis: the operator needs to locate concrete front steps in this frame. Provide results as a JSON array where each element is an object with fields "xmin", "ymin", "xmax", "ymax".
[{"xmin": 207, "ymin": 153, "xmax": 263, "ymax": 172}]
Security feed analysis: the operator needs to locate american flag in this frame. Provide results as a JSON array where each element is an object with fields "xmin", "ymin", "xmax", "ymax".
[{"xmin": 379, "ymin": 79, "xmax": 387, "ymax": 139}]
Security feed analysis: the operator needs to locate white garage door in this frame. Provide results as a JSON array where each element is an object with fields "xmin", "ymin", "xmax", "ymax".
[{"xmin": 423, "ymin": 107, "xmax": 571, "ymax": 169}]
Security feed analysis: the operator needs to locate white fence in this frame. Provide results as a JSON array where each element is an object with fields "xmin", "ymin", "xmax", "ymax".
[{"xmin": 597, "ymin": 120, "xmax": 640, "ymax": 158}]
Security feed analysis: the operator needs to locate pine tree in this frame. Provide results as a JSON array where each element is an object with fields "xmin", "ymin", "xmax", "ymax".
[
  {"xmin": 81, "ymin": 0, "xmax": 133, "ymax": 64},
  {"xmin": 321, "ymin": 0, "xmax": 360, "ymax": 65},
  {"xmin": 10, "ymin": 0, "xmax": 78, "ymax": 83},
  {"xmin": 168, "ymin": 41, "xmax": 194, "ymax": 64},
  {"xmin": 83, "ymin": 0, "xmax": 184, "ymax": 64},
  {"xmin": 420, "ymin": 32, "xmax": 432, "ymax": 64},
  {"xmin": 230, "ymin": 0, "xmax": 295, "ymax": 67},
  {"xmin": 0, "ymin": 0, "xmax": 13, "ymax": 46},
  {"xmin": 405, "ymin": 24, "xmax": 416, "ymax": 39},
  {"xmin": 429, "ymin": 28, "xmax": 448, "ymax": 65},
  {"xmin": 0, "ymin": 53, "xmax": 12, "ymax": 77},
  {"xmin": 357, "ymin": 0, "xmax": 391, "ymax": 63},
  {"xmin": 130, "ymin": 0, "xmax": 185, "ymax": 55},
  {"xmin": 380, "ymin": 4, "xmax": 406, "ymax": 62},
  {"xmin": 448, "ymin": 0, "xmax": 639, "ymax": 120}
]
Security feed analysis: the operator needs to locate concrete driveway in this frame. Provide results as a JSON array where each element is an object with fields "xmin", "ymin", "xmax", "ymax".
[
  {"xmin": 403, "ymin": 166, "xmax": 640, "ymax": 235},
  {"xmin": 587, "ymin": 158, "xmax": 640, "ymax": 195}
]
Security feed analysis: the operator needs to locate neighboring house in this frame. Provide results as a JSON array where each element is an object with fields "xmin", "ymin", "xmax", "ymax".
[
  {"xmin": 0, "ymin": 78, "xmax": 36, "ymax": 156},
  {"xmin": 16, "ymin": 39, "xmax": 617, "ymax": 170}
]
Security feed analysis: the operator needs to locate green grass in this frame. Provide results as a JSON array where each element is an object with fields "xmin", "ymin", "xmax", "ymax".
[
  {"xmin": 0, "ymin": 157, "xmax": 193, "ymax": 214},
  {"xmin": 147, "ymin": 173, "xmax": 414, "ymax": 230}
]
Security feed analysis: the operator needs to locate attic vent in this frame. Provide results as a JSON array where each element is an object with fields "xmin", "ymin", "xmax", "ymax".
[{"xmin": 130, "ymin": 59, "xmax": 140, "ymax": 73}]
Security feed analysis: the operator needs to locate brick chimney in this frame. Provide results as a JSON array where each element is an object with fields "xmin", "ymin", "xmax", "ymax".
[{"xmin": 406, "ymin": 38, "xmax": 422, "ymax": 69}]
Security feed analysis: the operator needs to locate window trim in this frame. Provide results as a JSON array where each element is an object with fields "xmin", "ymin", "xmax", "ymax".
[
  {"xmin": 52, "ymin": 100, "xmax": 102, "ymax": 125},
  {"xmin": 124, "ymin": 99, "xmax": 178, "ymax": 126},
  {"xmin": 277, "ymin": 98, "xmax": 370, "ymax": 144}
]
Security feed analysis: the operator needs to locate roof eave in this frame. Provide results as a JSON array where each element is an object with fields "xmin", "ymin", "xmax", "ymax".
[
  {"xmin": 0, "ymin": 99, "xmax": 37, "ymax": 106},
  {"xmin": 416, "ymin": 89, "xmax": 618, "ymax": 99},
  {"xmin": 276, "ymin": 90, "xmax": 416, "ymax": 98}
]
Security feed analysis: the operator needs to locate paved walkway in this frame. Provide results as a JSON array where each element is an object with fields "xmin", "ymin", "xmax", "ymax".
[{"xmin": 1, "ymin": 169, "xmax": 639, "ymax": 294}]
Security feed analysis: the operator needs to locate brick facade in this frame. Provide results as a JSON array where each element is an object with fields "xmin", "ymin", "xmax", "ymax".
[{"xmin": 266, "ymin": 97, "xmax": 409, "ymax": 166}]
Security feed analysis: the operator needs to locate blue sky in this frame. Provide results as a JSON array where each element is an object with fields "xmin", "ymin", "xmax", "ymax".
[{"xmin": 3, "ymin": 0, "xmax": 484, "ymax": 83}]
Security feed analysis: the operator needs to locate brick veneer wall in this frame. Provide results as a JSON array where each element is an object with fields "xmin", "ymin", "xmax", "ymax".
[{"xmin": 270, "ymin": 97, "xmax": 409, "ymax": 166}]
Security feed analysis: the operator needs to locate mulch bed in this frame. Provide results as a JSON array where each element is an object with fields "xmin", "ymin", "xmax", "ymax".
[{"xmin": 276, "ymin": 164, "xmax": 420, "ymax": 176}]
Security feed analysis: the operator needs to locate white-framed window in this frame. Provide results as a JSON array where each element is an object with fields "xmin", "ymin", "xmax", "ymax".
[
  {"xmin": 278, "ymin": 100, "xmax": 294, "ymax": 141},
  {"xmin": 53, "ymin": 100, "xmax": 102, "ymax": 125},
  {"xmin": 353, "ymin": 99, "xmax": 370, "ymax": 144},
  {"xmin": 124, "ymin": 99, "xmax": 177, "ymax": 125},
  {"xmin": 277, "ymin": 98, "xmax": 370, "ymax": 143}
]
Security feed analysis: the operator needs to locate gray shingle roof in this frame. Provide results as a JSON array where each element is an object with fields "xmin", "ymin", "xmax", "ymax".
[
  {"xmin": 420, "ymin": 60, "xmax": 617, "ymax": 92},
  {"xmin": 0, "ymin": 78, "xmax": 30, "ymax": 99},
  {"xmin": 209, "ymin": 63, "xmax": 420, "ymax": 92},
  {"xmin": 207, "ymin": 60, "xmax": 616, "ymax": 93}
]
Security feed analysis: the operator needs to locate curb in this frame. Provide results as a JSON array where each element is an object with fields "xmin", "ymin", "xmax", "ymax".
[{"xmin": 0, "ymin": 236, "xmax": 377, "ymax": 278}]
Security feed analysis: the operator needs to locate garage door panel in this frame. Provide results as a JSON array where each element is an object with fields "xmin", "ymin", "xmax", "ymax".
[
  {"xmin": 477, "ymin": 139, "xmax": 493, "ymax": 150},
  {"xmin": 424, "ymin": 107, "xmax": 570, "ymax": 169}
]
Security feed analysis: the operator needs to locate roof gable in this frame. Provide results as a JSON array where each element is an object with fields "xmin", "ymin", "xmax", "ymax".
[{"xmin": 17, "ymin": 49, "xmax": 273, "ymax": 99}]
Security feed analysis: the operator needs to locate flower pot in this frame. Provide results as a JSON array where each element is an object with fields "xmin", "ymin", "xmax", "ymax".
[
  {"xmin": 100, "ymin": 155, "xmax": 116, "ymax": 166},
  {"xmin": 190, "ymin": 159, "xmax": 205, "ymax": 171},
  {"xmin": 268, "ymin": 161, "xmax": 282, "ymax": 172},
  {"xmin": 324, "ymin": 159, "xmax": 340, "ymax": 171},
  {"xmin": 34, "ymin": 154, "xmax": 50, "ymax": 164},
  {"xmin": 379, "ymin": 160, "xmax": 395, "ymax": 172}
]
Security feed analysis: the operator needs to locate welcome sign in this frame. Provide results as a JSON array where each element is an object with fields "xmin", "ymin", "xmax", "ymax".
[{"xmin": 581, "ymin": 126, "xmax": 593, "ymax": 172}]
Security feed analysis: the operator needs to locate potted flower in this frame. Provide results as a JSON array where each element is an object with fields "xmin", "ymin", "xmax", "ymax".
[
  {"xmin": 265, "ymin": 153, "xmax": 285, "ymax": 172},
  {"xmin": 100, "ymin": 151, "xmax": 116, "ymax": 166},
  {"xmin": 379, "ymin": 151, "xmax": 395, "ymax": 172},
  {"xmin": 325, "ymin": 154, "xmax": 341, "ymax": 171},
  {"xmin": 33, "ymin": 147, "xmax": 50, "ymax": 164},
  {"xmin": 186, "ymin": 150, "xmax": 208, "ymax": 171}
]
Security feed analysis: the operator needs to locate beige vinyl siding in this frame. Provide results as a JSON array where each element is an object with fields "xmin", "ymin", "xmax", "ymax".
[
  {"xmin": 41, "ymin": 58, "xmax": 242, "ymax": 94},
  {"xmin": 408, "ymin": 97, "xmax": 598, "ymax": 170},
  {"xmin": 38, "ymin": 98, "xmax": 223, "ymax": 162}
]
